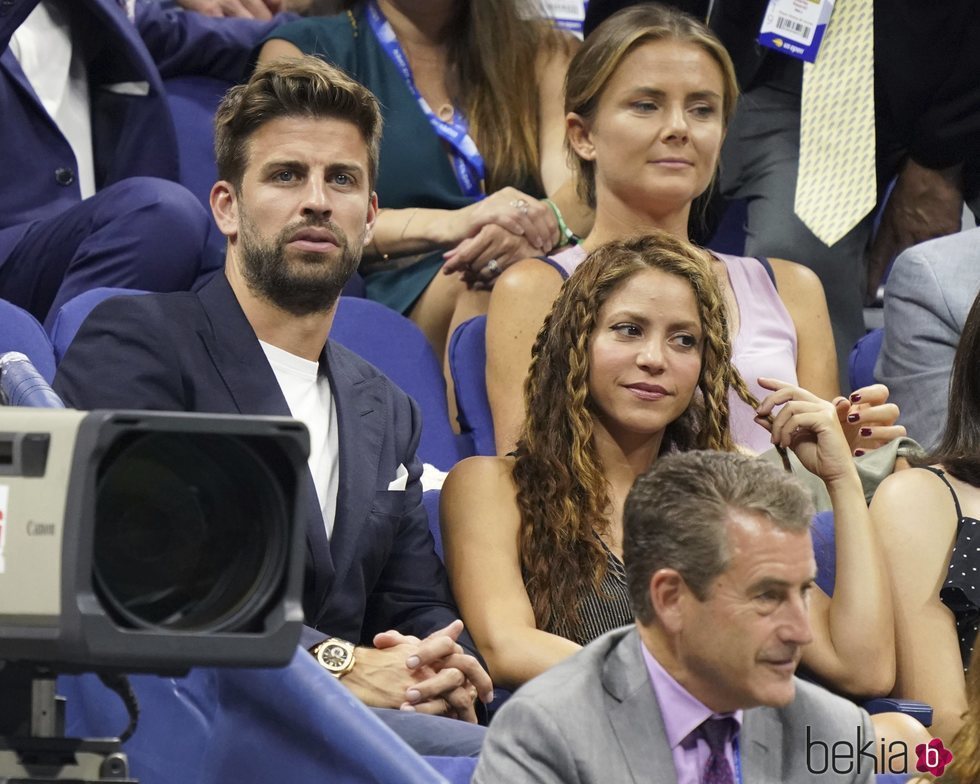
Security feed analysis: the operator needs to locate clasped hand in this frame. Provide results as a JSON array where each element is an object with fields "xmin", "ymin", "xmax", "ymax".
[
  {"xmin": 442, "ymin": 188, "xmax": 559, "ymax": 289},
  {"xmin": 345, "ymin": 620, "xmax": 493, "ymax": 723},
  {"xmin": 754, "ymin": 378, "xmax": 858, "ymax": 485}
]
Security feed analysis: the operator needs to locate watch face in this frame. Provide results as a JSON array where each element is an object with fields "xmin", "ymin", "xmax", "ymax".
[{"xmin": 320, "ymin": 643, "xmax": 350, "ymax": 669}]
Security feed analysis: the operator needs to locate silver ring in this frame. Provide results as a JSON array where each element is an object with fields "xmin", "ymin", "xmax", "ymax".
[
  {"xmin": 510, "ymin": 198, "xmax": 529, "ymax": 215},
  {"xmin": 486, "ymin": 258, "xmax": 500, "ymax": 275}
]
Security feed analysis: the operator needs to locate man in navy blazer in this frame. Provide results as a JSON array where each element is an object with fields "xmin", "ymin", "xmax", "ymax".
[
  {"xmin": 0, "ymin": 0, "xmax": 281, "ymax": 326},
  {"xmin": 54, "ymin": 55, "xmax": 491, "ymax": 753}
]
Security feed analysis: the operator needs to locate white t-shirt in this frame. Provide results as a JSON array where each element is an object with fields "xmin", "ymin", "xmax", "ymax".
[
  {"xmin": 10, "ymin": 0, "xmax": 96, "ymax": 199},
  {"xmin": 259, "ymin": 341, "xmax": 340, "ymax": 539}
]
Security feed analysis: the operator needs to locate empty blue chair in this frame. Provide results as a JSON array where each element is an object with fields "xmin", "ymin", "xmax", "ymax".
[
  {"xmin": 0, "ymin": 298, "xmax": 57, "ymax": 383},
  {"xmin": 48, "ymin": 287, "xmax": 149, "ymax": 364},
  {"xmin": 165, "ymin": 75, "xmax": 232, "ymax": 269},
  {"xmin": 849, "ymin": 327, "xmax": 884, "ymax": 391},
  {"xmin": 448, "ymin": 315, "xmax": 495, "ymax": 457},
  {"xmin": 61, "ymin": 646, "xmax": 458, "ymax": 784},
  {"xmin": 331, "ymin": 297, "xmax": 465, "ymax": 470}
]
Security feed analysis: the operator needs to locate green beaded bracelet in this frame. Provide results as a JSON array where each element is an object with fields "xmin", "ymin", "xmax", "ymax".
[{"xmin": 542, "ymin": 198, "xmax": 581, "ymax": 248}]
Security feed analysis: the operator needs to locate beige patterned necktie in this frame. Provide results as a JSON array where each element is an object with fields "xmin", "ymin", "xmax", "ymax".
[{"xmin": 794, "ymin": 0, "xmax": 876, "ymax": 247}]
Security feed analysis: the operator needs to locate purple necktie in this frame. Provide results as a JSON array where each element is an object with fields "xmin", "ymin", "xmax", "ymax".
[{"xmin": 701, "ymin": 717, "xmax": 736, "ymax": 784}]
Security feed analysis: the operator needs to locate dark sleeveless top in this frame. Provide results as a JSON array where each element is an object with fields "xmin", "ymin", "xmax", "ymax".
[
  {"xmin": 546, "ymin": 542, "xmax": 632, "ymax": 647},
  {"xmin": 921, "ymin": 466, "xmax": 980, "ymax": 669}
]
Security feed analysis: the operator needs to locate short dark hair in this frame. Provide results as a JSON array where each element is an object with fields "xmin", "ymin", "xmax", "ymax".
[
  {"xmin": 214, "ymin": 55, "xmax": 382, "ymax": 190},
  {"xmin": 623, "ymin": 451, "xmax": 813, "ymax": 624}
]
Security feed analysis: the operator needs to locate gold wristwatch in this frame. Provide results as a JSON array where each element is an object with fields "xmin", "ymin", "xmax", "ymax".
[{"xmin": 310, "ymin": 637, "xmax": 356, "ymax": 679}]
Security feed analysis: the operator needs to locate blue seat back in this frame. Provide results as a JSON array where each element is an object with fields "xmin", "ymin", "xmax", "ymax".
[
  {"xmin": 422, "ymin": 488, "xmax": 444, "ymax": 561},
  {"xmin": 848, "ymin": 327, "xmax": 884, "ymax": 391},
  {"xmin": 811, "ymin": 510, "xmax": 837, "ymax": 596},
  {"xmin": 164, "ymin": 75, "xmax": 230, "ymax": 266},
  {"xmin": 331, "ymin": 297, "xmax": 463, "ymax": 470},
  {"xmin": 49, "ymin": 287, "xmax": 149, "ymax": 364},
  {"xmin": 0, "ymin": 298, "xmax": 57, "ymax": 383},
  {"xmin": 60, "ymin": 647, "xmax": 455, "ymax": 784},
  {"xmin": 448, "ymin": 315, "xmax": 495, "ymax": 456}
]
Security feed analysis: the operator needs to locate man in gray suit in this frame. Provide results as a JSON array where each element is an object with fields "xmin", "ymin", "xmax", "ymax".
[
  {"xmin": 474, "ymin": 451, "xmax": 875, "ymax": 783},
  {"xmin": 877, "ymin": 227, "xmax": 980, "ymax": 449}
]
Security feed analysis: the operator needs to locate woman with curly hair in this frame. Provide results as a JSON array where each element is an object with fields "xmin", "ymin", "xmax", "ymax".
[
  {"xmin": 485, "ymin": 2, "xmax": 902, "ymax": 456},
  {"xmin": 441, "ymin": 232, "xmax": 894, "ymax": 696}
]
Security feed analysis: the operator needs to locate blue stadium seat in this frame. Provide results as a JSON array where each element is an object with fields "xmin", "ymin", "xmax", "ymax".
[
  {"xmin": 422, "ymin": 488, "xmax": 445, "ymax": 561},
  {"xmin": 0, "ymin": 298, "xmax": 57, "ymax": 383},
  {"xmin": 48, "ymin": 287, "xmax": 149, "ymax": 364},
  {"xmin": 164, "ymin": 75, "xmax": 231, "ymax": 265},
  {"xmin": 60, "ymin": 647, "xmax": 464, "ymax": 784},
  {"xmin": 448, "ymin": 315, "xmax": 495, "ymax": 457},
  {"xmin": 331, "ymin": 297, "xmax": 467, "ymax": 470},
  {"xmin": 849, "ymin": 327, "xmax": 884, "ymax": 390}
]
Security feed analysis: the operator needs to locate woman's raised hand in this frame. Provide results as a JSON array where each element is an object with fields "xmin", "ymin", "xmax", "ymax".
[
  {"xmin": 754, "ymin": 378, "xmax": 857, "ymax": 486},
  {"xmin": 830, "ymin": 384, "xmax": 906, "ymax": 456}
]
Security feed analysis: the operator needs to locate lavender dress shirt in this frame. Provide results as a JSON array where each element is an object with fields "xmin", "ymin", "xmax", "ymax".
[{"xmin": 641, "ymin": 640, "xmax": 743, "ymax": 784}]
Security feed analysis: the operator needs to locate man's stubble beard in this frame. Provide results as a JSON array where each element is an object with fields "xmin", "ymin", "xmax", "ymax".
[{"xmin": 237, "ymin": 208, "xmax": 364, "ymax": 317}]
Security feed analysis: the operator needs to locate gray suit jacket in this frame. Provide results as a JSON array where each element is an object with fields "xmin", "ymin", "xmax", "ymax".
[
  {"xmin": 876, "ymin": 228, "xmax": 980, "ymax": 449},
  {"xmin": 474, "ymin": 626, "xmax": 874, "ymax": 784}
]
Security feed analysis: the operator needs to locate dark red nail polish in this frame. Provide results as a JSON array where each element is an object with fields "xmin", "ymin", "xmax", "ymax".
[
  {"xmin": 850, "ymin": 393, "xmax": 862, "ymax": 403},
  {"xmin": 847, "ymin": 413, "xmax": 860, "ymax": 423},
  {"xmin": 860, "ymin": 427, "xmax": 872, "ymax": 437},
  {"xmin": 854, "ymin": 449, "xmax": 866, "ymax": 457}
]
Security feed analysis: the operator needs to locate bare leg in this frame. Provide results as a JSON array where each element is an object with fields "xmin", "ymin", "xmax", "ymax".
[
  {"xmin": 869, "ymin": 712, "xmax": 932, "ymax": 775},
  {"xmin": 409, "ymin": 271, "xmax": 468, "ymax": 362}
]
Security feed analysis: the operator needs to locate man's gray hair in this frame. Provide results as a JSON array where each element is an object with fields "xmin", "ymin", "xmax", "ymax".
[{"xmin": 624, "ymin": 450, "xmax": 814, "ymax": 624}]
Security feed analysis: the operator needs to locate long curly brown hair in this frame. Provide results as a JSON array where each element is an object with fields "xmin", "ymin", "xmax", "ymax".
[{"xmin": 513, "ymin": 232, "xmax": 764, "ymax": 632}]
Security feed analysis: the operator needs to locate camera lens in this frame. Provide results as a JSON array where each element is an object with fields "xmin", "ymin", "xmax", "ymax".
[{"xmin": 92, "ymin": 433, "xmax": 290, "ymax": 633}]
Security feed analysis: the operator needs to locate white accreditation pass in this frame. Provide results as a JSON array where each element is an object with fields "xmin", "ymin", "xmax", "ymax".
[
  {"xmin": 758, "ymin": 0, "xmax": 835, "ymax": 62},
  {"xmin": 540, "ymin": 0, "xmax": 588, "ymax": 37}
]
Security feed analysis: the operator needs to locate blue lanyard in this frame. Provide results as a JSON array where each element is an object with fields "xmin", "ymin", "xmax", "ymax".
[
  {"xmin": 732, "ymin": 736, "xmax": 743, "ymax": 784},
  {"xmin": 365, "ymin": 0, "xmax": 486, "ymax": 198}
]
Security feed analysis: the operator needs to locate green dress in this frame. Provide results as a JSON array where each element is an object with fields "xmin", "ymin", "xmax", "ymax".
[{"xmin": 260, "ymin": 8, "xmax": 543, "ymax": 314}]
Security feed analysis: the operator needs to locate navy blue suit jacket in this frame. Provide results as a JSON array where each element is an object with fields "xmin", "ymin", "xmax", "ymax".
[
  {"xmin": 53, "ymin": 274, "xmax": 467, "ymax": 652},
  {"xmin": 0, "ymin": 0, "xmax": 282, "ymax": 267}
]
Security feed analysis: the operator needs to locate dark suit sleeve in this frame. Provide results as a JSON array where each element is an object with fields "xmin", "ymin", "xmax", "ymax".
[
  {"xmin": 875, "ymin": 2, "xmax": 980, "ymax": 171},
  {"xmin": 53, "ymin": 296, "xmax": 187, "ymax": 412},
  {"xmin": 135, "ymin": 0, "xmax": 296, "ymax": 82},
  {"xmin": 360, "ymin": 388, "xmax": 480, "ymax": 658},
  {"xmin": 0, "ymin": 0, "xmax": 39, "ymax": 49}
]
